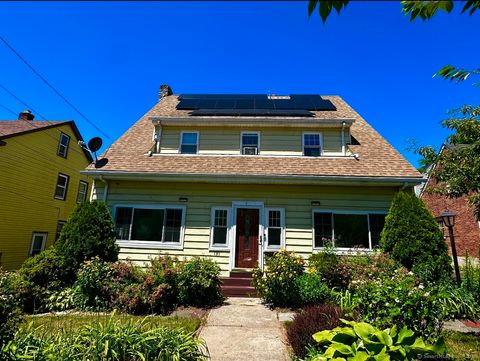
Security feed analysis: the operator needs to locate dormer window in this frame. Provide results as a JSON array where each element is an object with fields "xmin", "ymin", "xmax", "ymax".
[
  {"xmin": 303, "ymin": 133, "xmax": 322, "ymax": 157},
  {"xmin": 241, "ymin": 132, "xmax": 259, "ymax": 155},
  {"xmin": 57, "ymin": 133, "xmax": 70, "ymax": 158},
  {"xmin": 180, "ymin": 132, "xmax": 198, "ymax": 154}
]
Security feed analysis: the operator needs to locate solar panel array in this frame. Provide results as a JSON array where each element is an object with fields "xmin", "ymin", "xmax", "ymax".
[{"xmin": 176, "ymin": 94, "xmax": 336, "ymax": 117}]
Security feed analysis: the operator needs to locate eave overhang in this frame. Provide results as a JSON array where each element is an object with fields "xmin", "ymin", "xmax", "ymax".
[
  {"xmin": 151, "ymin": 116, "xmax": 355, "ymax": 128},
  {"xmin": 81, "ymin": 169, "xmax": 425, "ymax": 187}
]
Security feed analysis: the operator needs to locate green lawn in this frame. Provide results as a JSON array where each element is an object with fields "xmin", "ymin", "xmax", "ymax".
[
  {"xmin": 444, "ymin": 331, "xmax": 480, "ymax": 360},
  {"xmin": 22, "ymin": 313, "xmax": 202, "ymax": 336}
]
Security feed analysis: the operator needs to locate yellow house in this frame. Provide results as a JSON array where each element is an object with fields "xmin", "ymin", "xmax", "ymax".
[
  {"xmin": 83, "ymin": 86, "xmax": 423, "ymax": 288},
  {"xmin": 0, "ymin": 110, "xmax": 93, "ymax": 269}
]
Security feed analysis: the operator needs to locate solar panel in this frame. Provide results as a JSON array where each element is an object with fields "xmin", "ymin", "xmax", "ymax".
[
  {"xmin": 190, "ymin": 109, "xmax": 314, "ymax": 117},
  {"xmin": 176, "ymin": 94, "xmax": 336, "ymax": 113}
]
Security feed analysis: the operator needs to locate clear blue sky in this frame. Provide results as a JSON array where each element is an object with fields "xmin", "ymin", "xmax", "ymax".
[{"xmin": 0, "ymin": 1, "xmax": 478, "ymax": 167}]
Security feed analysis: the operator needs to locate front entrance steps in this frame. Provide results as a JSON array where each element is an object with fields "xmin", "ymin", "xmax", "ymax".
[{"xmin": 220, "ymin": 270, "xmax": 257, "ymax": 297}]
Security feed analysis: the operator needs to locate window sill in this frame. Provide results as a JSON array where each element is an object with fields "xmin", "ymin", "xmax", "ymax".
[
  {"xmin": 209, "ymin": 246, "xmax": 230, "ymax": 252},
  {"xmin": 312, "ymin": 247, "xmax": 378, "ymax": 255},
  {"xmin": 117, "ymin": 240, "xmax": 184, "ymax": 250}
]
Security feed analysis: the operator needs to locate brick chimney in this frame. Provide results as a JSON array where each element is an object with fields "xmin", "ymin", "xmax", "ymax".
[
  {"xmin": 18, "ymin": 110, "xmax": 35, "ymax": 121},
  {"xmin": 159, "ymin": 85, "xmax": 173, "ymax": 100}
]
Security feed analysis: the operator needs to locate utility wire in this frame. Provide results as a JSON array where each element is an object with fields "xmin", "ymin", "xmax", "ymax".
[
  {"xmin": 0, "ymin": 35, "xmax": 111, "ymax": 140},
  {"xmin": 0, "ymin": 82, "xmax": 47, "ymax": 119},
  {"xmin": 0, "ymin": 102, "xmax": 17, "ymax": 116},
  {"xmin": 0, "ymin": 86, "xmax": 95, "ymax": 160}
]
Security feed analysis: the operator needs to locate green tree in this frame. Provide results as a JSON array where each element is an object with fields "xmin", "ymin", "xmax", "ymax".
[
  {"xmin": 308, "ymin": 0, "xmax": 480, "ymax": 83},
  {"xmin": 418, "ymin": 105, "xmax": 480, "ymax": 220},
  {"xmin": 381, "ymin": 191, "xmax": 452, "ymax": 282},
  {"xmin": 55, "ymin": 200, "xmax": 119, "ymax": 270}
]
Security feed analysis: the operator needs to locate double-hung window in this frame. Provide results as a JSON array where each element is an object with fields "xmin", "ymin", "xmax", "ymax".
[
  {"xmin": 54, "ymin": 173, "xmax": 69, "ymax": 200},
  {"xmin": 55, "ymin": 221, "xmax": 66, "ymax": 242},
  {"xmin": 241, "ymin": 132, "xmax": 259, "ymax": 155},
  {"xmin": 303, "ymin": 133, "xmax": 322, "ymax": 156},
  {"xmin": 76, "ymin": 181, "xmax": 89, "ymax": 203},
  {"xmin": 180, "ymin": 132, "xmax": 199, "ymax": 154},
  {"xmin": 30, "ymin": 232, "xmax": 47, "ymax": 256},
  {"xmin": 265, "ymin": 208, "xmax": 285, "ymax": 250},
  {"xmin": 210, "ymin": 208, "xmax": 229, "ymax": 249},
  {"xmin": 313, "ymin": 211, "xmax": 386, "ymax": 250},
  {"xmin": 57, "ymin": 133, "xmax": 70, "ymax": 158},
  {"xmin": 114, "ymin": 205, "xmax": 185, "ymax": 248}
]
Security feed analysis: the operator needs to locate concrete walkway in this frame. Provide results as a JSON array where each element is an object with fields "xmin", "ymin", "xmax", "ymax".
[{"xmin": 199, "ymin": 298, "xmax": 289, "ymax": 361}]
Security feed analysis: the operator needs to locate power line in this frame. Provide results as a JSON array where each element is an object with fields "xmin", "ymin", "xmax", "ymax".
[
  {"xmin": 0, "ymin": 35, "xmax": 111, "ymax": 140},
  {"xmin": 0, "ymin": 102, "xmax": 17, "ymax": 116},
  {"xmin": 0, "ymin": 85, "xmax": 94, "ymax": 160},
  {"xmin": 0, "ymin": 82, "xmax": 47, "ymax": 119}
]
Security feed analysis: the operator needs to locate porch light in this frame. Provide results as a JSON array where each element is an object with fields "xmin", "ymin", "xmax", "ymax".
[
  {"xmin": 311, "ymin": 201, "xmax": 321, "ymax": 206},
  {"xmin": 179, "ymin": 197, "xmax": 188, "ymax": 202},
  {"xmin": 438, "ymin": 209, "xmax": 460, "ymax": 284},
  {"xmin": 440, "ymin": 209, "xmax": 456, "ymax": 228}
]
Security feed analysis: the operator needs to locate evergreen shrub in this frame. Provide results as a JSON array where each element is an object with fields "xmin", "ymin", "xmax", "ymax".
[{"xmin": 380, "ymin": 191, "xmax": 452, "ymax": 283}]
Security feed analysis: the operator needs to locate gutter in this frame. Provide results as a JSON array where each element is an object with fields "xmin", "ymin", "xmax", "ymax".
[
  {"xmin": 81, "ymin": 170, "xmax": 425, "ymax": 187},
  {"xmin": 151, "ymin": 116, "xmax": 355, "ymax": 128}
]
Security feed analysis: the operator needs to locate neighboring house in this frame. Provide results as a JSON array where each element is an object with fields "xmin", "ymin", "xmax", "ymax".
[
  {"xmin": 0, "ymin": 110, "xmax": 93, "ymax": 269},
  {"xmin": 420, "ymin": 171, "xmax": 480, "ymax": 261},
  {"xmin": 83, "ymin": 86, "xmax": 423, "ymax": 276}
]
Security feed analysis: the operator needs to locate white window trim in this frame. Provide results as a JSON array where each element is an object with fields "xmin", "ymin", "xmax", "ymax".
[
  {"xmin": 311, "ymin": 209, "xmax": 387, "ymax": 253},
  {"xmin": 264, "ymin": 208, "xmax": 285, "ymax": 251},
  {"xmin": 302, "ymin": 132, "xmax": 323, "ymax": 156},
  {"xmin": 114, "ymin": 204, "xmax": 186, "ymax": 250},
  {"xmin": 57, "ymin": 133, "xmax": 70, "ymax": 158},
  {"xmin": 179, "ymin": 131, "xmax": 199, "ymax": 154},
  {"xmin": 240, "ymin": 131, "xmax": 260, "ymax": 155},
  {"xmin": 209, "ymin": 207, "xmax": 231, "ymax": 251},
  {"xmin": 30, "ymin": 232, "xmax": 47, "ymax": 256},
  {"xmin": 54, "ymin": 173, "xmax": 69, "ymax": 200},
  {"xmin": 76, "ymin": 180, "xmax": 89, "ymax": 203}
]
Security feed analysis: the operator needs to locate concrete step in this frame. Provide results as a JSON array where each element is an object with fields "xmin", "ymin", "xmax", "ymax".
[
  {"xmin": 221, "ymin": 285, "xmax": 257, "ymax": 297},
  {"xmin": 221, "ymin": 277, "xmax": 253, "ymax": 287}
]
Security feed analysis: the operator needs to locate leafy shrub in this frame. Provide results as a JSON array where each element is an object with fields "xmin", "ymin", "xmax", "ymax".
[
  {"xmin": 296, "ymin": 273, "xmax": 332, "ymax": 306},
  {"xmin": 308, "ymin": 248, "xmax": 351, "ymax": 289},
  {"xmin": 252, "ymin": 249, "xmax": 304, "ymax": 308},
  {"xmin": 0, "ymin": 271, "xmax": 22, "ymax": 347},
  {"xmin": 55, "ymin": 201, "xmax": 119, "ymax": 271},
  {"xmin": 462, "ymin": 251, "xmax": 480, "ymax": 303},
  {"xmin": 0, "ymin": 314, "xmax": 207, "ymax": 361},
  {"xmin": 287, "ymin": 304, "xmax": 344, "ymax": 358},
  {"xmin": 73, "ymin": 257, "xmax": 114, "ymax": 311},
  {"xmin": 380, "ymin": 191, "xmax": 452, "ymax": 283},
  {"xmin": 178, "ymin": 257, "xmax": 223, "ymax": 307},
  {"xmin": 347, "ymin": 252, "xmax": 399, "ymax": 287},
  {"xmin": 45, "ymin": 288, "xmax": 76, "ymax": 312},
  {"xmin": 305, "ymin": 319, "xmax": 446, "ymax": 361},
  {"xmin": 17, "ymin": 248, "xmax": 74, "ymax": 313}
]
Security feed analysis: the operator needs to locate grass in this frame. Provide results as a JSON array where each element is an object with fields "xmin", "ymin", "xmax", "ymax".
[
  {"xmin": 444, "ymin": 331, "xmax": 480, "ymax": 360},
  {"xmin": 21, "ymin": 312, "xmax": 202, "ymax": 336}
]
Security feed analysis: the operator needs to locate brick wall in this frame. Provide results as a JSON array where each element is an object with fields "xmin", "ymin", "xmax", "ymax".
[{"xmin": 421, "ymin": 192, "xmax": 480, "ymax": 258}]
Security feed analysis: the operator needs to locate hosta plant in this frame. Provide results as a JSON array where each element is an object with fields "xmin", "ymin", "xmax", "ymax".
[{"xmin": 306, "ymin": 319, "xmax": 446, "ymax": 361}]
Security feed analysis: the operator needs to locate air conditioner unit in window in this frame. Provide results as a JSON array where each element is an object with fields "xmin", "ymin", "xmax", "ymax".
[{"xmin": 242, "ymin": 146, "xmax": 258, "ymax": 155}]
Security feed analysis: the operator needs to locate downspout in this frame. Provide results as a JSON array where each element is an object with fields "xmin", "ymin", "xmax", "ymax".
[
  {"xmin": 341, "ymin": 121, "xmax": 346, "ymax": 156},
  {"xmin": 98, "ymin": 176, "xmax": 109, "ymax": 202}
]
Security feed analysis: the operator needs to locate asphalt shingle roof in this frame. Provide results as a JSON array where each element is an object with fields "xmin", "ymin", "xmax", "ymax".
[{"xmin": 88, "ymin": 95, "xmax": 422, "ymax": 180}]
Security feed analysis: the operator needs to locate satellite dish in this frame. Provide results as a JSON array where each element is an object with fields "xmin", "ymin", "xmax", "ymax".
[
  {"xmin": 88, "ymin": 137, "xmax": 103, "ymax": 152},
  {"xmin": 94, "ymin": 158, "xmax": 109, "ymax": 169}
]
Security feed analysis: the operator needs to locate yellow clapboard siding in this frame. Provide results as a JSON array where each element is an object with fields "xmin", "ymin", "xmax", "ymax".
[
  {"xmin": 0, "ymin": 124, "xmax": 91, "ymax": 269},
  {"xmin": 93, "ymin": 180, "xmax": 398, "ymax": 274},
  {"xmin": 158, "ymin": 126, "xmax": 345, "ymax": 156}
]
